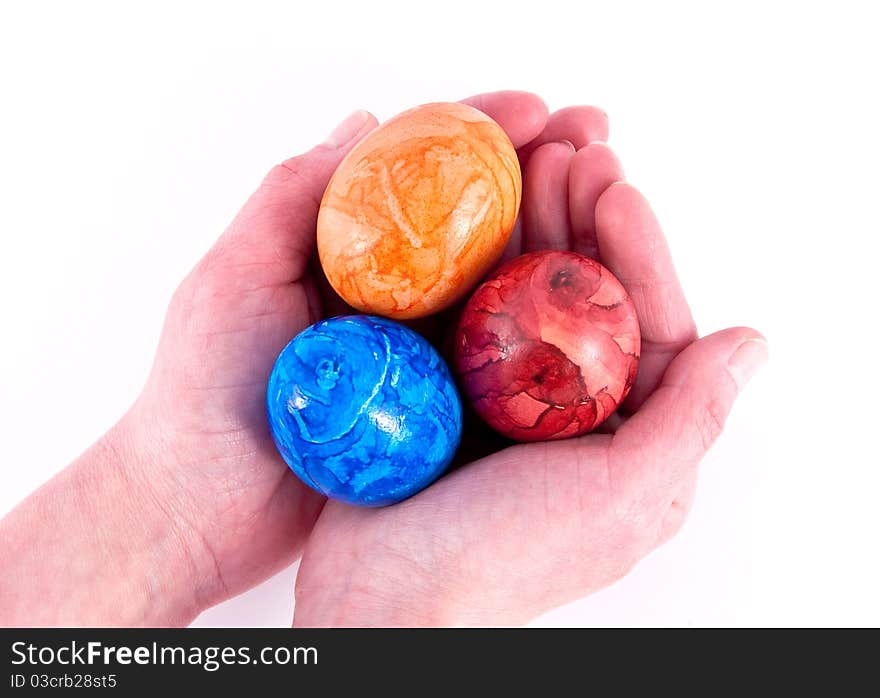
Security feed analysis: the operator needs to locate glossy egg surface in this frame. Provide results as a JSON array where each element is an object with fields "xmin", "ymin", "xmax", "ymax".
[
  {"xmin": 454, "ymin": 251, "xmax": 640, "ymax": 441},
  {"xmin": 317, "ymin": 102, "xmax": 521, "ymax": 319},
  {"xmin": 267, "ymin": 315, "xmax": 463, "ymax": 506}
]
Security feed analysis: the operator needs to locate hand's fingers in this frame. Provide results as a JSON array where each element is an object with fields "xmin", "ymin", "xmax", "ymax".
[
  {"xmin": 206, "ymin": 110, "xmax": 378, "ymax": 286},
  {"xmin": 497, "ymin": 217, "xmax": 524, "ymax": 265},
  {"xmin": 460, "ymin": 90, "xmax": 549, "ymax": 149},
  {"xmin": 521, "ymin": 142, "xmax": 575, "ymax": 252},
  {"xmin": 612, "ymin": 327, "xmax": 767, "ymax": 509},
  {"xmin": 569, "ymin": 143, "xmax": 625, "ymax": 259},
  {"xmin": 518, "ymin": 106, "xmax": 609, "ymax": 164},
  {"xmin": 457, "ymin": 92, "xmax": 549, "ymax": 267},
  {"xmin": 594, "ymin": 182, "xmax": 697, "ymax": 411}
]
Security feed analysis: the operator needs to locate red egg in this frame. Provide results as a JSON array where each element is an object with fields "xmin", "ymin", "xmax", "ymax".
[{"xmin": 454, "ymin": 250, "xmax": 640, "ymax": 441}]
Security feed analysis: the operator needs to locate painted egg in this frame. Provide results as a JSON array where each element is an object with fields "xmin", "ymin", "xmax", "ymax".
[
  {"xmin": 454, "ymin": 251, "xmax": 640, "ymax": 441},
  {"xmin": 266, "ymin": 315, "xmax": 463, "ymax": 506},
  {"xmin": 317, "ymin": 102, "xmax": 521, "ymax": 319}
]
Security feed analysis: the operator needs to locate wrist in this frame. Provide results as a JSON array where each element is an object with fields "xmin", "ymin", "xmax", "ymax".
[
  {"xmin": 0, "ymin": 406, "xmax": 211, "ymax": 626},
  {"xmin": 97, "ymin": 411, "xmax": 205, "ymax": 625}
]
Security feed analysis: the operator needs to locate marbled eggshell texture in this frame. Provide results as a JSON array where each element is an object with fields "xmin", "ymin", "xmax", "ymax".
[
  {"xmin": 266, "ymin": 315, "xmax": 463, "ymax": 507},
  {"xmin": 454, "ymin": 251, "xmax": 640, "ymax": 442},
  {"xmin": 317, "ymin": 102, "xmax": 521, "ymax": 319}
]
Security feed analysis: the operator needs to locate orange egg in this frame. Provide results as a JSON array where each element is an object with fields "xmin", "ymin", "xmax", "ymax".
[{"xmin": 317, "ymin": 102, "xmax": 522, "ymax": 319}]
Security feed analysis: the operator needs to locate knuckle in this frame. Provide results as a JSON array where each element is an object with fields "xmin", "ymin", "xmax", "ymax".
[
  {"xmin": 263, "ymin": 152, "xmax": 326, "ymax": 205},
  {"xmin": 263, "ymin": 161, "xmax": 298, "ymax": 187},
  {"xmin": 169, "ymin": 272, "xmax": 198, "ymax": 320},
  {"xmin": 697, "ymin": 397, "xmax": 727, "ymax": 451}
]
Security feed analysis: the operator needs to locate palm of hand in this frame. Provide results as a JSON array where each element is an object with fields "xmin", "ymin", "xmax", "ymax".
[{"xmin": 133, "ymin": 93, "xmax": 761, "ymax": 625}]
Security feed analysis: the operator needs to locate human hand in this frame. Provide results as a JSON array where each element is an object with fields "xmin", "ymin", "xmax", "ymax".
[
  {"xmin": 290, "ymin": 105, "xmax": 768, "ymax": 626},
  {"xmin": 103, "ymin": 91, "xmax": 557, "ymax": 618},
  {"xmin": 0, "ymin": 91, "xmax": 765, "ymax": 627}
]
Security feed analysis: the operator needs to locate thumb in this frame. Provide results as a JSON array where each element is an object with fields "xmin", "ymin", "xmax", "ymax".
[
  {"xmin": 612, "ymin": 327, "xmax": 768, "ymax": 504},
  {"xmin": 208, "ymin": 110, "xmax": 378, "ymax": 283}
]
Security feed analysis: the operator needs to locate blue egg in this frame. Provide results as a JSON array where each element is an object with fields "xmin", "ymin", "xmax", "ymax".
[{"xmin": 266, "ymin": 315, "xmax": 463, "ymax": 506}]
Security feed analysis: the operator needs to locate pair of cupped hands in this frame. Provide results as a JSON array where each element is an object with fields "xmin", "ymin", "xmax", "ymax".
[{"xmin": 5, "ymin": 91, "xmax": 766, "ymax": 626}]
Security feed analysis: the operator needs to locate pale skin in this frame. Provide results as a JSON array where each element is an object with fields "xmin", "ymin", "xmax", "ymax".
[{"xmin": 0, "ymin": 91, "xmax": 766, "ymax": 627}]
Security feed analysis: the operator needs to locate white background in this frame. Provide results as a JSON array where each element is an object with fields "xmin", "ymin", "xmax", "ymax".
[{"xmin": 1, "ymin": 1, "xmax": 877, "ymax": 627}]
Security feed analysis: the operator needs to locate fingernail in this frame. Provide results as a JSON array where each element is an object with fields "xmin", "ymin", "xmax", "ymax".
[
  {"xmin": 324, "ymin": 110, "xmax": 371, "ymax": 148},
  {"xmin": 727, "ymin": 336, "xmax": 768, "ymax": 390}
]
